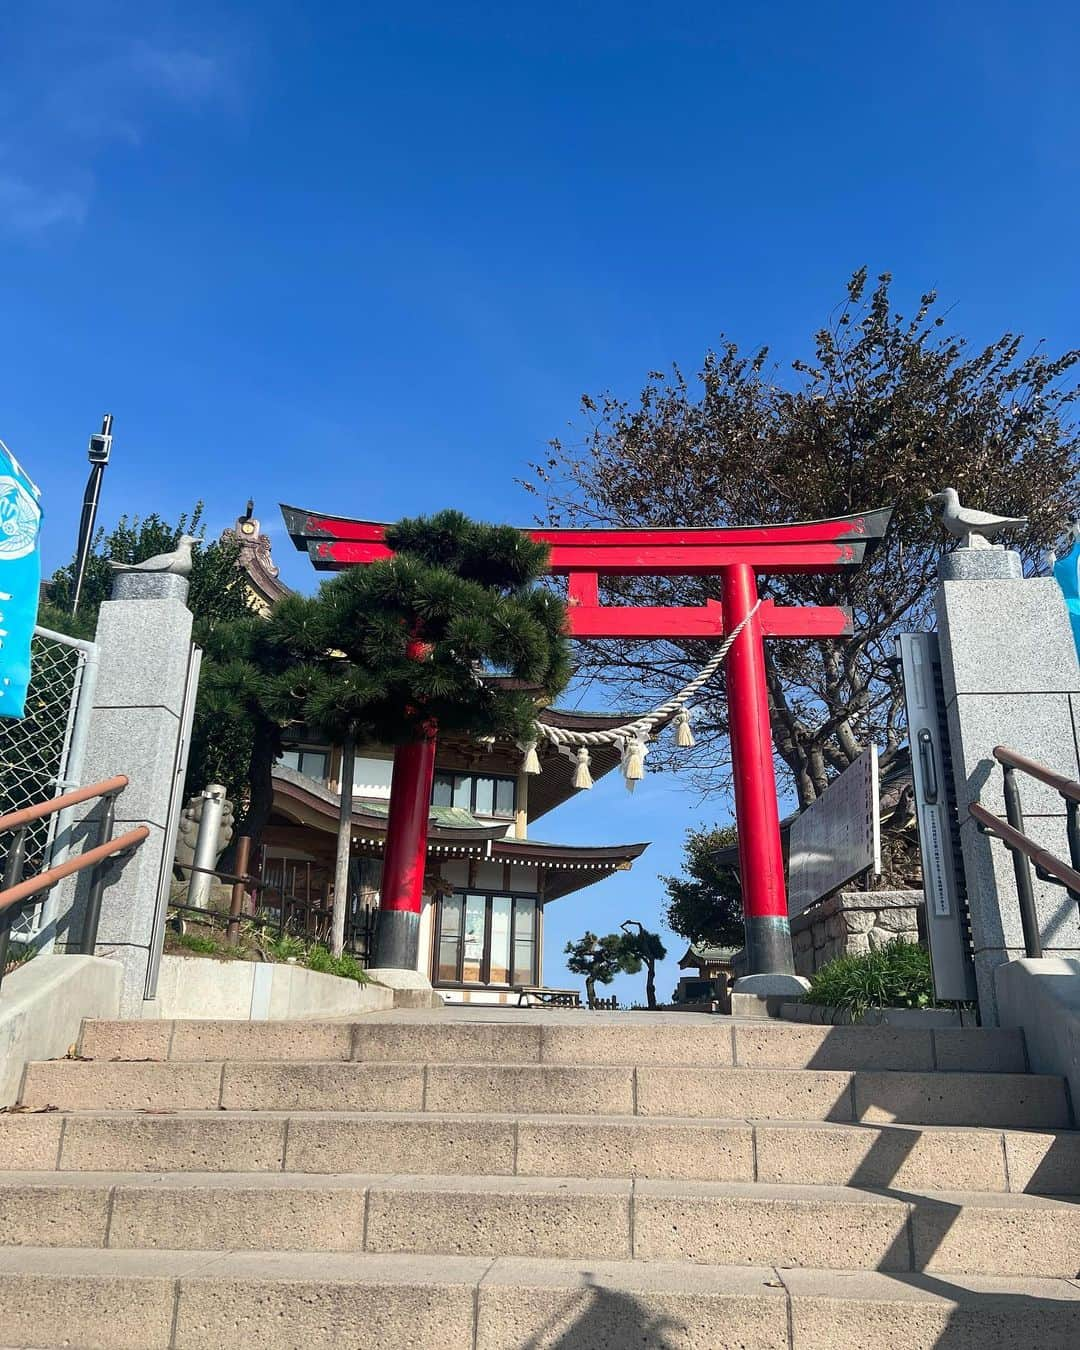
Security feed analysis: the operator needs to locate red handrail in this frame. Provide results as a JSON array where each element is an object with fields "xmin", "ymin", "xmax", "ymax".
[
  {"xmin": 0, "ymin": 826, "xmax": 149, "ymax": 912},
  {"xmin": 969, "ymin": 802, "xmax": 1080, "ymax": 894},
  {"xmin": 993, "ymin": 746, "xmax": 1080, "ymax": 806},
  {"xmin": 0, "ymin": 775, "xmax": 129, "ymax": 834}
]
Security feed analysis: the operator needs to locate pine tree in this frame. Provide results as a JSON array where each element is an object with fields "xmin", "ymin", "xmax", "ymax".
[
  {"xmin": 620, "ymin": 920, "xmax": 668, "ymax": 1009},
  {"xmin": 269, "ymin": 509, "xmax": 571, "ymax": 954},
  {"xmin": 195, "ymin": 615, "xmax": 309, "ymax": 861},
  {"xmin": 564, "ymin": 931, "xmax": 637, "ymax": 1009},
  {"xmin": 661, "ymin": 825, "xmax": 744, "ymax": 947}
]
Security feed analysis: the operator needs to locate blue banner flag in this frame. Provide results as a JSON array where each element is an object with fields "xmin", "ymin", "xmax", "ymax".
[
  {"xmin": 0, "ymin": 439, "xmax": 43, "ymax": 720},
  {"xmin": 1052, "ymin": 533, "xmax": 1080, "ymax": 664}
]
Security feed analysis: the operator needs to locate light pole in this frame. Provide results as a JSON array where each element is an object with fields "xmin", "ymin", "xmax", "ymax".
[{"xmin": 71, "ymin": 413, "xmax": 113, "ymax": 617}]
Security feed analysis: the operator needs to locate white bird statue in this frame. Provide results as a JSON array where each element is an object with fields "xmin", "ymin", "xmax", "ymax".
[
  {"xmin": 927, "ymin": 489, "xmax": 1028, "ymax": 550},
  {"xmin": 108, "ymin": 534, "xmax": 198, "ymax": 575}
]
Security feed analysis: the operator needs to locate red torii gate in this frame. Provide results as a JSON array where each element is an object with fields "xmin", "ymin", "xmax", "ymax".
[{"xmin": 282, "ymin": 504, "xmax": 892, "ymax": 983}]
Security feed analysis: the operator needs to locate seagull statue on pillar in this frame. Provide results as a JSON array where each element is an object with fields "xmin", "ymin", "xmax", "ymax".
[
  {"xmin": 107, "ymin": 534, "xmax": 198, "ymax": 575},
  {"xmin": 927, "ymin": 489, "xmax": 1028, "ymax": 550}
]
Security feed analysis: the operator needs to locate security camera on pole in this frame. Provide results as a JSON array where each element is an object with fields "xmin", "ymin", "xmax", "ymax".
[{"xmin": 71, "ymin": 413, "xmax": 114, "ymax": 617}]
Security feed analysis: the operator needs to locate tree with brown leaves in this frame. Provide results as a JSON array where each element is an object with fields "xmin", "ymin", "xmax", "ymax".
[{"xmin": 526, "ymin": 270, "xmax": 1079, "ymax": 807}]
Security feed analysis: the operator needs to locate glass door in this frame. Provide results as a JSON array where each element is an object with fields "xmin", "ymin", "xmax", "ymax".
[
  {"xmin": 488, "ymin": 896, "xmax": 512, "ymax": 984},
  {"xmin": 432, "ymin": 890, "xmax": 539, "ymax": 987},
  {"xmin": 436, "ymin": 894, "xmax": 463, "ymax": 983},
  {"xmin": 461, "ymin": 894, "xmax": 486, "ymax": 982}
]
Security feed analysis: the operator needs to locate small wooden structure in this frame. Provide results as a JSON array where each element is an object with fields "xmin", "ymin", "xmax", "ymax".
[{"xmin": 673, "ymin": 943, "xmax": 740, "ymax": 1009}]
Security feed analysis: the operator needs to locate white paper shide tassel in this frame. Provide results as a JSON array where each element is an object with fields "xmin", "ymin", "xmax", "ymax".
[
  {"xmin": 518, "ymin": 738, "xmax": 542, "ymax": 775},
  {"xmin": 673, "ymin": 707, "xmax": 695, "ymax": 748},
  {"xmin": 620, "ymin": 733, "xmax": 649, "ymax": 792},
  {"xmin": 572, "ymin": 746, "xmax": 593, "ymax": 790}
]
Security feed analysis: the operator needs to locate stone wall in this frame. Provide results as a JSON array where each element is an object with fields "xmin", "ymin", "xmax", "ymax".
[{"xmin": 791, "ymin": 890, "xmax": 924, "ymax": 977}]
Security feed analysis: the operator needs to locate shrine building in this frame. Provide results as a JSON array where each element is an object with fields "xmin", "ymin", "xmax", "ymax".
[{"xmin": 222, "ymin": 505, "xmax": 649, "ymax": 1003}]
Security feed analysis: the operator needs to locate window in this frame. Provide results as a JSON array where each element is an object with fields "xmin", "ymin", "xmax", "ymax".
[
  {"xmin": 489, "ymin": 896, "xmax": 512, "ymax": 984},
  {"xmin": 431, "ymin": 772, "xmax": 515, "ymax": 818},
  {"xmin": 437, "ymin": 894, "xmax": 463, "ymax": 984},
  {"xmin": 278, "ymin": 747, "xmax": 329, "ymax": 783},
  {"xmin": 433, "ymin": 891, "xmax": 538, "ymax": 986},
  {"xmin": 512, "ymin": 897, "xmax": 536, "ymax": 986}
]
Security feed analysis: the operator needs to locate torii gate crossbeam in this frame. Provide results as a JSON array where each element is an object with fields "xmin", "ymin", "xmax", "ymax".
[{"xmin": 282, "ymin": 505, "xmax": 892, "ymax": 984}]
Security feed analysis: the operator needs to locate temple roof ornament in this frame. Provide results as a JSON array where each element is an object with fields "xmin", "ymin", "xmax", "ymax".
[{"xmin": 222, "ymin": 500, "xmax": 288, "ymax": 614}]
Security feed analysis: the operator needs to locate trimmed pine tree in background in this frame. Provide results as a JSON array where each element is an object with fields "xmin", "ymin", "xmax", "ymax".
[
  {"xmin": 620, "ymin": 920, "xmax": 668, "ymax": 1009},
  {"xmin": 564, "ymin": 931, "xmax": 638, "ymax": 1009}
]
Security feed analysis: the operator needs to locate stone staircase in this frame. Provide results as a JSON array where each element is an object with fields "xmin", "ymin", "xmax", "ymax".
[{"xmin": 1, "ymin": 1008, "xmax": 1078, "ymax": 1348}]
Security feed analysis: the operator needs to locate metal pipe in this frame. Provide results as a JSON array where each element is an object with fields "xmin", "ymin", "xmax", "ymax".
[
  {"xmin": 0, "ymin": 825, "xmax": 149, "ymax": 913},
  {"xmin": 71, "ymin": 414, "xmax": 113, "ymax": 617},
  {"xmin": 0, "ymin": 775, "xmax": 128, "ymax": 833},
  {"xmin": 971, "ymin": 802, "xmax": 1080, "ymax": 899},
  {"xmin": 990, "ymin": 769, "xmax": 1042, "ymax": 959},
  {"xmin": 36, "ymin": 625, "xmax": 100, "ymax": 954},
  {"xmin": 226, "ymin": 836, "xmax": 252, "ymax": 947},
  {"xmin": 186, "ymin": 785, "xmax": 227, "ymax": 911},
  {"xmin": 994, "ymin": 745, "xmax": 1080, "ymax": 806},
  {"xmin": 0, "ymin": 828, "xmax": 28, "ymax": 989},
  {"xmin": 79, "ymin": 797, "xmax": 116, "ymax": 954},
  {"xmin": 1066, "ymin": 801, "xmax": 1080, "ymax": 910}
]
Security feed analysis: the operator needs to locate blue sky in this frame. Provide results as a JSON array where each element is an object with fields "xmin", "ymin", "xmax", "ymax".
[{"xmin": 3, "ymin": 1, "xmax": 1078, "ymax": 1001}]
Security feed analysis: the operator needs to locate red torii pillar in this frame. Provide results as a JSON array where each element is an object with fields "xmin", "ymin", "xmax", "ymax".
[{"xmin": 282, "ymin": 505, "xmax": 892, "ymax": 983}]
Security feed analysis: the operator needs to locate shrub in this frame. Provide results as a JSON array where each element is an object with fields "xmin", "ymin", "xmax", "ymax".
[
  {"xmin": 804, "ymin": 939, "xmax": 933, "ymax": 1018},
  {"xmin": 304, "ymin": 944, "xmax": 368, "ymax": 984},
  {"xmin": 264, "ymin": 932, "xmax": 306, "ymax": 962}
]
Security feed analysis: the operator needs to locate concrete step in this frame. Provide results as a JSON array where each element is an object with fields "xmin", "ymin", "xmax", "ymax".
[
  {"xmin": 20, "ymin": 1058, "xmax": 1071, "ymax": 1128},
  {"xmin": 5, "ymin": 1108, "xmax": 1079, "ymax": 1194},
  {"xmin": 78, "ymin": 1015, "xmax": 1029, "ymax": 1073},
  {"xmin": 0, "ymin": 1172, "xmax": 1077, "ymax": 1277},
  {"xmin": 0, "ymin": 1248, "xmax": 1078, "ymax": 1348}
]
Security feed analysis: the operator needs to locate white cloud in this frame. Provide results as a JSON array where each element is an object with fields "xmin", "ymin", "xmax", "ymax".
[
  {"xmin": 127, "ymin": 39, "xmax": 230, "ymax": 104},
  {"xmin": 0, "ymin": 10, "xmax": 244, "ymax": 239},
  {"xmin": 0, "ymin": 175, "xmax": 88, "ymax": 233}
]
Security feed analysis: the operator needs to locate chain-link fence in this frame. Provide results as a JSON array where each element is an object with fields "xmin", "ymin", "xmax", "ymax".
[{"xmin": 0, "ymin": 625, "xmax": 96, "ymax": 937}]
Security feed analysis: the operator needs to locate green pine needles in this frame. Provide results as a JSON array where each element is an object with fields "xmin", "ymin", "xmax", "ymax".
[{"xmin": 272, "ymin": 509, "xmax": 572, "ymax": 745}]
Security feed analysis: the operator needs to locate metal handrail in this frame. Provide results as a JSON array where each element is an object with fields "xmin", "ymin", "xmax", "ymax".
[
  {"xmin": 0, "ymin": 774, "xmax": 129, "ymax": 833},
  {"xmin": 0, "ymin": 776, "xmax": 145, "ymax": 985},
  {"xmin": 992, "ymin": 745, "xmax": 1080, "ymax": 806},
  {"xmin": 970, "ymin": 745, "xmax": 1080, "ymax": 960},
  {"xmin": 0, "ymin": 827, "xmax": 150, "ymax": 912}
]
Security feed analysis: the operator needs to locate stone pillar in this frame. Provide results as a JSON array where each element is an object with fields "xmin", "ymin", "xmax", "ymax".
[
  {"xmin": 55, "ymin": 571, "xmax": 195, "ymax": 1016},
  {"xmin": 936, "ymin": 547, "xmax": 1080, "ymax": 1023}
]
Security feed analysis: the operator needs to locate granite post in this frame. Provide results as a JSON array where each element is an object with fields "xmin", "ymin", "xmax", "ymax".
[
  {"xmin": 936, "ymin": 546, "xmax": 1080, "ymax": 1024},
  {"xmin": 54, "ymin": 571, "xmax": 196, "ymax": 1015}
]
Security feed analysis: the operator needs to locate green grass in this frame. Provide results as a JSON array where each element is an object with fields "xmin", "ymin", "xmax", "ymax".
[
  {"xmin": 803, "ymin": 939, "xmax": 934, "ymax": 1018},
  {"xmin": 2, "ymin": 942, "xmax": 36, "ymax": 973},
  {"xmin": 167, "ymin": 917, "xmax": 369, "ymax": 983},
  {"xmin": 304, "ymin": 944, "xmax": 369, "ymax": 983},
  {"xmin": 263, "ymin": 932, "xmax": 307, "ymax": 962},
  {"xmin": 174, "ymin": 931, "xmax": 230, "ymax": 957}
]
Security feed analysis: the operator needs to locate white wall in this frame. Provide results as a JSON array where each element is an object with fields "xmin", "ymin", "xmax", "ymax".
[
  {"xmin": 995, "ymin": 956, "xmax": 1080, "ymax": 1111},
  {"xmin": 0, "ymin": 956, "xmax": 122, "ymax": 1105},
  {"xmin": 154, "ymin": 955, "xmax": 395, "ymax": 1020}
]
